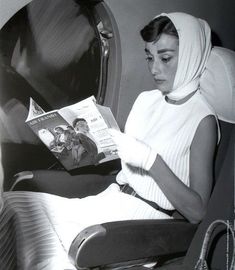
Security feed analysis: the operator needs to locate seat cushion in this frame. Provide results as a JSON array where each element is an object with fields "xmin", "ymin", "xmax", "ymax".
[{"xmin": 200, "ymin": 46, "xmax": 235, "ymax": 123}]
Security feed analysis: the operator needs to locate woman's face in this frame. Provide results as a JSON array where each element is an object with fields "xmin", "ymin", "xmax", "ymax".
[{"xmin": 145, "ymin": 33, "xmax": 179, "ymax": 95}]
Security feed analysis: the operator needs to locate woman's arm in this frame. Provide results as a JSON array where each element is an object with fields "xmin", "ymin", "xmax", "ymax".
[{"xmin": 149, "ymin": 115, "xmax": 217, "ymax": 223}]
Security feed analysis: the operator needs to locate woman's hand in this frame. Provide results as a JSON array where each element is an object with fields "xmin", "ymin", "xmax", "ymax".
[{"xmin": 109, "ymin": 129, "xmax": 157, "ymax": 170}]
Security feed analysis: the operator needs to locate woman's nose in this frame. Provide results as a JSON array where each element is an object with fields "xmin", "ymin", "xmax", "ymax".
[{"xmin": 151, "ymin": 59, "xmax": 161, "ymax": 76}]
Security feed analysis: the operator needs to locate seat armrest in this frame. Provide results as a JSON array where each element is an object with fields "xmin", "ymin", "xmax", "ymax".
[
  {"xmin": 10, "ymin": 171, "xmax": 34, "ymax": 191},
  {"xmin": 69, "ymin": 219, "xmax": 197, "ymax": 269},
  {"xmin": 11, "ymin": 170, "xmax": 116, "ymax": 198}
]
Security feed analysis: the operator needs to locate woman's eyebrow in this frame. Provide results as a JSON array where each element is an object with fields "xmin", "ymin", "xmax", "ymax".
[
  {"xmin": 157, "ymin": 48, "xmax": 175, "ymax": 53},
  {"xmin": 144, "ymin": 48, "xmax": 151, "ymax": 53},
  {"xmin": 144, "ymin": 48, "xmax": 176, "ymax": 54}
]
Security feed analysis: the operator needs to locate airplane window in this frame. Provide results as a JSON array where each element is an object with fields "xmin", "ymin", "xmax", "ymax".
[{"xmin": 0, "ymin": 0, "xmax": 106, "ymax": 111}]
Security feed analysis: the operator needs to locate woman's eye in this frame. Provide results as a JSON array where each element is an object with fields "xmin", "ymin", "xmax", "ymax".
[
  {"xmin": 161, "ymin": 56, "xmax": 171, "ymax": 63},
  {"xmin": 145, "ymin": 56, "xmax": 153, "ymax": 62}
]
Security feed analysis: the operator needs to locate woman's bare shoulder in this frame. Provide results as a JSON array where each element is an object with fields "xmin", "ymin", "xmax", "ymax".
[{"xmin": 191, "ymin": 114, "xmax": 218, "ymax": 150}]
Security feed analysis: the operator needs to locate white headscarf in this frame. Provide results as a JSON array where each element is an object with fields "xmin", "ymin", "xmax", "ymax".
[{"xmin": 154, "ymin": 12, "xmax": 212, "ymax": 100}]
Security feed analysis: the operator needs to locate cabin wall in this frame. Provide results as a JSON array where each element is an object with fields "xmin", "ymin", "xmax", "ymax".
[
  {"xmin": 104, "ymin": 0, "xmax": 235, "ymax": 129},
  {"xmin": 0, "ymin": 0, "xmax": 32, "ymax": 29}
]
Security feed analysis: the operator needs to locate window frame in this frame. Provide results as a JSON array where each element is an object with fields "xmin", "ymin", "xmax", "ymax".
[{"xmin": 78, "ymin": 0, "xmax": 121, "ymax": 108}]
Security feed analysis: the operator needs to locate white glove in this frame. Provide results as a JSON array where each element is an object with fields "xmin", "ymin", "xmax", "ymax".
[{"xmin": 109, "ymin": 129, "xmax": 157, "ymax": 171}]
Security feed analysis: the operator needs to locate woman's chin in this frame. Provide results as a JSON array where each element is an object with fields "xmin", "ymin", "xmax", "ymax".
[
  {"xmin": 157, "ymin": 88, "xmax": 171, "ymax": 96},
  {"xmin": 154, "ymin": 83, "xmax": 171, "ymax": 95}
]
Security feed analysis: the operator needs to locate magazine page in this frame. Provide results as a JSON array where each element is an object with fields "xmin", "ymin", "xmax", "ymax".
[
  {"xmin": 26, "ymin": 97, "xmax": 46, "ymax": 121},
  {"xmin": 96, "ymin": 104, "xmax": 120, "ymax": 130},
  {"xmin": 58, "ymin": 96, "xmax": 119, "ymax": 166}
]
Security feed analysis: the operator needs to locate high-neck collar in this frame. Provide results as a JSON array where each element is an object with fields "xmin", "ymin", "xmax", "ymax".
[{"xmin": 165, "ymin": 89, "xmax": 198, "ymax": 105}]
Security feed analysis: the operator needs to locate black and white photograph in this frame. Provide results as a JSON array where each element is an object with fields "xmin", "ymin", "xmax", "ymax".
[{"xmin": 0, "ymin": 0, "xmax": 234, "ymax": 269}]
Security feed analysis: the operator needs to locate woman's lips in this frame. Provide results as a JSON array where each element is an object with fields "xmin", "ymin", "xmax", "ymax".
[{"xmin": 154, "ymin": 79, "xmax": 165, "ymax": 84}]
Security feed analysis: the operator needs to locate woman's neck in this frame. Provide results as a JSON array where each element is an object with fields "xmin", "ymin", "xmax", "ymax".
[{"xmin": 165, "ymin": 90, "xmax": 197, "ymax": 105}]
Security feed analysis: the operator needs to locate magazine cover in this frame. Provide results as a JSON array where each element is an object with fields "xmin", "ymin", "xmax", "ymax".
[{"xmin": 26, "ymin": 97, "xmax": 119, "ymax": 170}]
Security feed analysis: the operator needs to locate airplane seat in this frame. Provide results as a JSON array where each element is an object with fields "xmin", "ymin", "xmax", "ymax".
[
  {"xmin": 0, "ymin": 60, "xmax": 50, "ymax": 145},
  {"xmin": 11, "ymin": 46, "xmax": 235, "ymax": 270},
  {"xmin": 2, "ymin": 98, "xmax": 40, "ymax": 144},
  {"xmin": 68, "ymin": 46, "xmax": 235, "ymax": 270},
  {"xmin": 150, "ymin": 120, "xmax": 234, "ymax": 270}
]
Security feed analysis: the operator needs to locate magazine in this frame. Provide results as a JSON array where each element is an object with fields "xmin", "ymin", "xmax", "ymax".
[{"xmin": 26, "ymin": 96, "xmax": 119, "ymax": 170}]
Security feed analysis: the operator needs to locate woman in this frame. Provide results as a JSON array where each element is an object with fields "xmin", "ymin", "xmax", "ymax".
[
  {"xmin": 110, "ymin": 12, "xmax": 218, "ymax": 224},
  {"xmin": 0, "ymin": 12, "xmax": 218, "ymax": 270}
]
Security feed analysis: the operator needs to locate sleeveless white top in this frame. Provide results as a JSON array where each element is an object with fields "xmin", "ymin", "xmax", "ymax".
[{"xmin": 116, "ymin": 90, "xmax": 216, "ymax": 210}]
